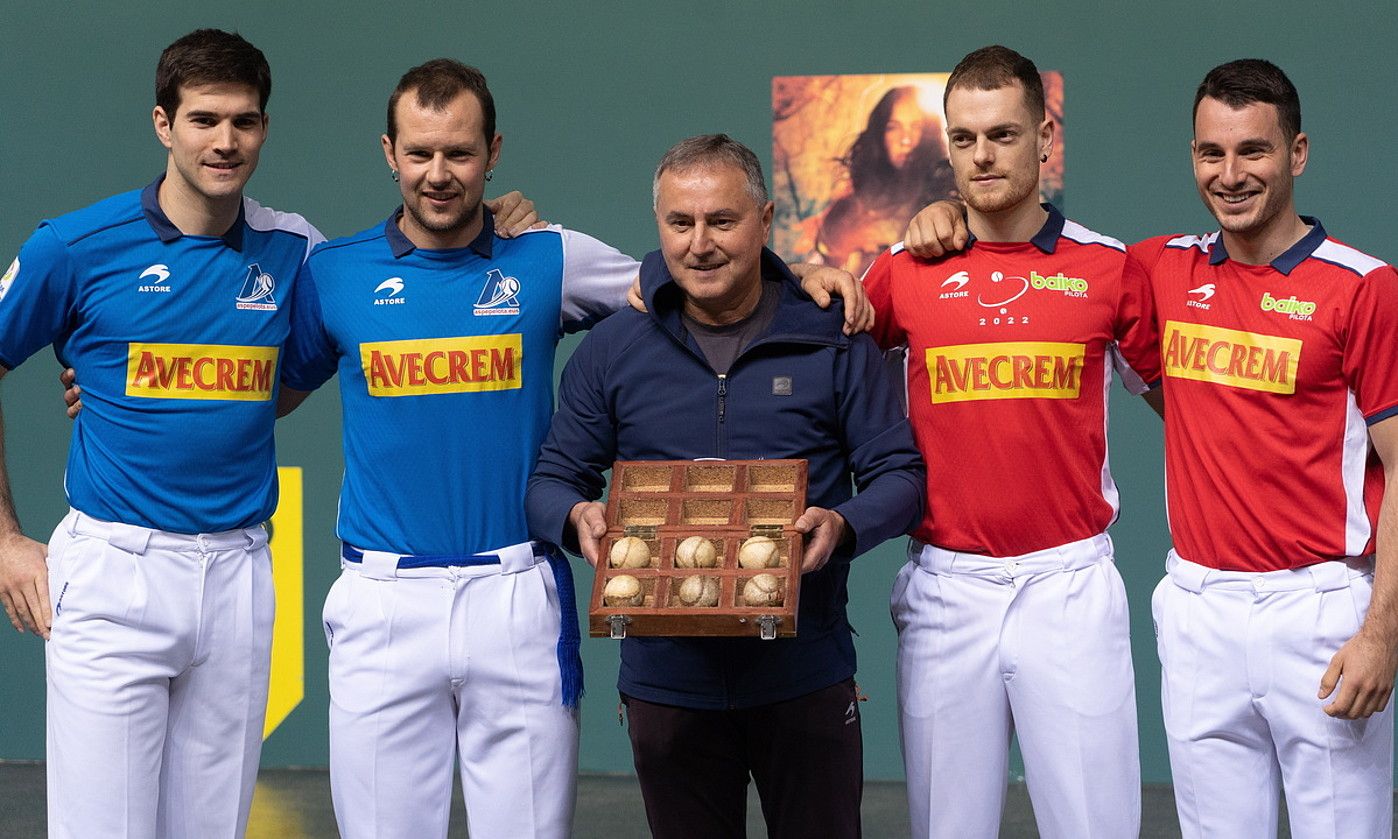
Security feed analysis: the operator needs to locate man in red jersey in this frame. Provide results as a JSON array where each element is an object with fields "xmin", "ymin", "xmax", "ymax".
[
  {"xmin": 1132, "ymin": 60, "xmax": 1398, "ymax": 838},
  {"xmin": 904, "ymin": 57, "xmax": 1398, "ymax": 839},
  {"xmin": 863, "ymin": 45, "xmax": 1162, "ymax": 839}
]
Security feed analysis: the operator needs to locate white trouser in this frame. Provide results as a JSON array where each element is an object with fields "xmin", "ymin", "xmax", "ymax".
[
  {"xmin": 325, "ymin": 544, "xmax": 580, "ymax": 839},
  {"xmin": 1153, "ymin": 551, "xmax": 1394, "ymax": 839},
  {"xmin": 892, "ymin": 533, "xmax": 1140, "ymax": 839},
  {"xmin": 45, "ymin": 508, "xmax": 273, "ymax": 839}
]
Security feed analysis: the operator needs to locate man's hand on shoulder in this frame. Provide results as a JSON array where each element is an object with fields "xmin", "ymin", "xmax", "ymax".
[
  {"xmin": 484, "ymin": 191, "xmax": 545, "ymax": 237},
  {"xmin": 628, "ymin": 261, "xmax": 876, "ymax": 333},
  {"xmin": 567, "ymin": 501, "xmax": 607, "ymax": 568},
  {"xmin": 627, "ymin": 274, "xmax": 646, "ymax": 314},
  {"xmin": 903, "ymin": 199, "xmax": 969, "ymax": 259},
  {"xmin": 0, "ymin": 530, "xmax": 50, "ymax": 638},
  {"xmin": 794, "ymin": 506, "xmax": 848, "ymax": 573},
  {"xmin": 789, "ymin": 263, "xmax": 873, "ymax": 335}
]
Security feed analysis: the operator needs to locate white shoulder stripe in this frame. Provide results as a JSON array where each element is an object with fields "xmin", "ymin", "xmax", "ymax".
[
  {"xmin": 1060, "ymin": 220, "xmax": 1125, "ymax": 252},
  {"xmin": 1165, "ymin": 232, "xmax": 1220, "ymax": 252},
  {"xmin": 1313, "ymin": 240, "xmax": 1387, "ymax": 276},
  {"xmin": 515, "ymin": 223, "xmax": 564, "ymax": 239},
  {"xmin": 243, "ymin": 198, "xmax": 325, "ymax": 261}
]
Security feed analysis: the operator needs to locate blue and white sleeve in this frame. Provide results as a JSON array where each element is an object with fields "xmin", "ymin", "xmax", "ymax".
[
  {"xmin": 0, "ymin": 223, "xmax": 79, "ymax": 371},
  {"xmin": 558, "ymin": 228, "xmax": 639, "ymax": 333},
  {"xmin": 280, "ymin": 258, "xmax": 339, "ymax": 392}
]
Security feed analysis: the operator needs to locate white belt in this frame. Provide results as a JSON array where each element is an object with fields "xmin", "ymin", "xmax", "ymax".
[
  {"xmin": 1167, "ymin": 549, "xmax": 1372, "ymax": 594},
  {"xmin": 64, "ymin": 508, "xmax": 266, "ymax": 555},
  {"xmin": 911, "ymin": 532, "xmax": 1114, "ymax": 582}
]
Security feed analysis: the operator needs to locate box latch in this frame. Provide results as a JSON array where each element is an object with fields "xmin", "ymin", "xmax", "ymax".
[
  {"xmin": 608, "ymin": 614, "xmax": 633, "ymax": 639},
  {"xmin": 757, "ymin": 615, "xmax": 781, "ymax": 640}
]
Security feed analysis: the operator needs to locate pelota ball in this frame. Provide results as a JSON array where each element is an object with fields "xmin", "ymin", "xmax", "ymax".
[
  {"xmin": 676, "ymin": 575, "xmax": 720, "ymax": 607},
  {"xmin": 609, "ymin": 536, "xmax": 651, "ymax": 569},
  {"xmin": 737, "ymin": 536, "xmax": 780, "ymax": 569},
  {"xmin": 742, "ymin": 573, "xmax": 783, "ymax": 606},
  {"xmin": 675, "ymin": 536, "xmax": 718, "ymax": 568},
  {"xmin": 603, "ymin": 574, "xmax": 644, "ymax": 607}
]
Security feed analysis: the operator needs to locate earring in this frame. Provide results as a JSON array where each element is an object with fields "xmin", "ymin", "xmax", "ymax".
[
  {"xmin": 485, "ymin": 170, "xmax": 494, "ymax": 182},
  {"xmin": 1040, "ymin": 154, "xmax": 1048, "ymax": 163},
  {"xmin": 390, "ymin": 169, "xmax": 400, "ymax": 182}
]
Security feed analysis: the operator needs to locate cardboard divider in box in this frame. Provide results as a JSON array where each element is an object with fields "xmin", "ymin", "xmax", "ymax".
[{"xmin": 589, "ymin": 459, "xmax": 808, "ymax": 640}]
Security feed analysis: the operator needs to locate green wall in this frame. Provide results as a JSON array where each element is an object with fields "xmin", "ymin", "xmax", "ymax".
[{"xmin": 3, "ymin": 0, "xmax": 1396, "ymax": 785}]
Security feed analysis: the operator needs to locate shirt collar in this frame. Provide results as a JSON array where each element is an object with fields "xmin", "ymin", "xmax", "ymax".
[
  {"xmin": 963, "ymin": 203, "xmax": 1065, "ymax": 254},
  {"xmin": 1207, "ymin": 216, "xmax": 1326, "ymax": 275},
  {"xmin": 384, "ymin": 206, "xmax": 495, "ymax": 259},
  {"xmin": 140, "ymin": 175, "xmax": 246, "ymax": 251}
]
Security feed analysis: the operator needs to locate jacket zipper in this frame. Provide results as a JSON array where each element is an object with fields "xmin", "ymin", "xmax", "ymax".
[{"xmin": 715, "ymin": 373, "xmax": 728, "ymax": 456}]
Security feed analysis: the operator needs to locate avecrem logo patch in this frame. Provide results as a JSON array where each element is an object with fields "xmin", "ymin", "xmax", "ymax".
[
  {"xmin": 126, "ymin": 343, "xmax": 279, "ymax": 400},
  {"xmin": 1162, "ymin": 320, "xmax": 1300, "ymax": 394},
  {"xmin": 925, "ymin": 341, "xmax": 1086, "ymax": 403},
  {"xmin": 360, "ymin": 334, "xmax": 523, "ymax": 396}
]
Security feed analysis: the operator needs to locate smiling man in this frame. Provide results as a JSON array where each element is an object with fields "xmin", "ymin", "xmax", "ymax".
[
  {"xmin": 902, "ymin": 56, "xmax": 1398, "ymax": 839},
  {"xmin": 526, "ymin": 134, "xmax": 925, "ymax": 839},
  {"xmin": 275, "ymin": 63, "xmax": 872, "ymax": 839},
  {"xmin": 863, "ymin": 46, "xmax": 1162, "ymax": 839},
  {"xmin": 276, "ymin": 59, "xmax": 637, "ymax": 839},
  {"xmin": 1132, "ymin": 60, "xmax": 1398, "ymax": 839},
  {"xmin": 0, "ymin": 30, "xmax": 320, "ymax": 839}
]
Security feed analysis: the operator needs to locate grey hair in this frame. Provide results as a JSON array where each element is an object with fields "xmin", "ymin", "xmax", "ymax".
[{"xmin": 652, "ymin": 134, "xmax": 769, "ymax": 209}]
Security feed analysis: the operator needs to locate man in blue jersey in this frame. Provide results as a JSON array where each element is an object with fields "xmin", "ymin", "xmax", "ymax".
[
  {"xmin": 278, "ymin": 60, "xmax": 631, "ymax": 838},
  {"xmin": 0, "ymin": 30, "xmax": 318, "ymax": 838},
  {"xmin": 5, "ymin": 32, "xmax": 543, "ymax": 838},
  {"xmin": 277, "ymin": 59, "xmax": 870, "ymax": 839}
]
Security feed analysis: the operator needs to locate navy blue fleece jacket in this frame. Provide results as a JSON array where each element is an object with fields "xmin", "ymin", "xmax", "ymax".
[{"xmin": 526, "ymin": 247, "xmax": 924, "ymax": 709}]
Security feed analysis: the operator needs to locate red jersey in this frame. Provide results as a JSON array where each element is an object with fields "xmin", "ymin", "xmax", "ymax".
[
  {"xmin": 865, "ymin": 207, "xmax": 1161, "ymax": 556},
  {"xmin": 1132, "ymin": 220, "xmax": 1398, "ymax": 571}
]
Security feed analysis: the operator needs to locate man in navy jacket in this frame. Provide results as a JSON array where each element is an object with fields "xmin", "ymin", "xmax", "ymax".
[{"xmin": 526, "ymin": 134, "xmax": 925, "ymax": 839}]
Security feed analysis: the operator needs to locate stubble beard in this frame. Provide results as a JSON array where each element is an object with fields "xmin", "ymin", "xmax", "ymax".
[
  {"xmin": 406, "ymin": 196, "xmax": 481, "ymax": 236},
  {"xmin": 960, "ymin": 174, "xmax": 1037, "ymax": 216}
]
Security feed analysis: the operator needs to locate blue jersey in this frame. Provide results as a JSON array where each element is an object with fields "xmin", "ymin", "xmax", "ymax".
[
  {"xmin": 282, "ymin": 209, "xmax": 636, "ymax": 556},
  {"xmin": 0, "ymin": 178, "xmax": 321, "ymax": 533}
]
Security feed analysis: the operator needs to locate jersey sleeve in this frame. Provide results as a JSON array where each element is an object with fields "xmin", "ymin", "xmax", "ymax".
[
  {"xmin": 279, "ymin": 256, "xmax": 339, "ymax": 392},
  {"xmin": 524, "ymin": 330, "xmax": 618, "ymax": 553},
  {"xmin": 830, "ymin": 333, "xmax": 926, "ymax": 557},
  {"xmin": 862, "ymin": 247, "xmax": 907, "ymax": 350},
  {"xmin": 1343, "ymin": 265, "xmax": 1398, "ymax": 424},
  {"xmin": 303, "ymin": 224, "xmax": 327, "ymax": 257},
  {"xmin": 559, "ymin": 228, "xmax": 640, "ymax": 334},
  {"xmin": 1110, "ymin": 252, "xmax": 1161, "ymax": 394},
  {"xmin": 1126, "ymin": 236, "xmax": 1170, "ymax": 274},
  {"xmin": 0, "ymin": 223, "xmax": 80, "ymax": 371}
]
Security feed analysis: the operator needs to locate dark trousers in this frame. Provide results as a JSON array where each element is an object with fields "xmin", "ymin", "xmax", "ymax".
[{"xmin": 623, "ymin": 679, "xmax": 863, "ymax": 839}]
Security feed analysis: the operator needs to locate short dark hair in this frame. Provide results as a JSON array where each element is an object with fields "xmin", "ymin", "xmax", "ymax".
[
  {"xmin": 155, "ymin": 29, "xmax": 271, "ymax": 117},
  {"xmin": 1193, "ymin": 59, "xmax": 1301, "ymax": 140},
  {"xmin": 653, "ymin": 134, "xmax": 768, "ymax": 209},
  {"xmin": 386, "ymin": 59, "xmax": 495, "ymax": 145},
  {"xmin": 944, "ymin": 45, "xmax": 1045, "ymax": 122}
]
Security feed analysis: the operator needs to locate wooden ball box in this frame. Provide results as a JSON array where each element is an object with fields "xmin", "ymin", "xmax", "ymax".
[{"xmin": 588, "ymin": 460, "xmax": 808, "ymax": 640}]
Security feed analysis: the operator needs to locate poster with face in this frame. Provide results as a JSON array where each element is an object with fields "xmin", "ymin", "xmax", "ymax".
[{"xmin": 772, "ymin": 72, "xmax": 1064, "ymax": 278}]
